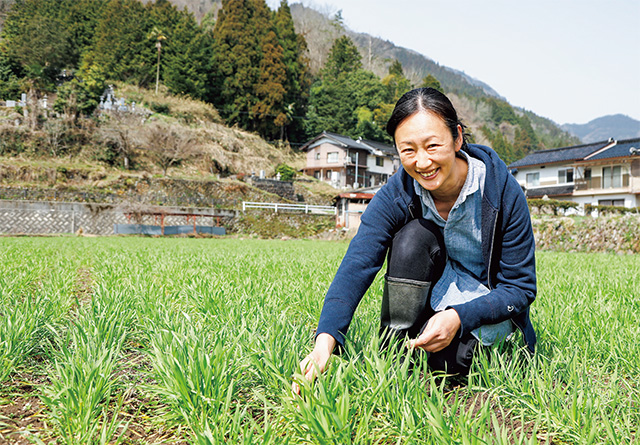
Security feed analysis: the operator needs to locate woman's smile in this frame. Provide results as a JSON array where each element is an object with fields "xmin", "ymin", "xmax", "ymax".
[{"xmin": 394, "ymin": 110, "xmax": 466, "ymax": 201}]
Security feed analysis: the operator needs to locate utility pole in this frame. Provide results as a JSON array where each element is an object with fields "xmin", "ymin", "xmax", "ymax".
[{"xmin": 155, "ymin": 39, "xmax": 162, "ymax": 94}]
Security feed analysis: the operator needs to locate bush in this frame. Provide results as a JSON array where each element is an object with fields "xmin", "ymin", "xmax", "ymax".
[
  {"xmin": 584, "ymin": 204, "xmax": 640, "ymax": 215},
  {"xmin": 275, "ymin": 163, "xmax": 296, "ymax": 181},
  {"xmin": 0, "ymin": 125, "xmax": 27, "ymax": 155},
  {"xmin": 527, "ymin": 198, "xmax": 578, "ymax": 215}
]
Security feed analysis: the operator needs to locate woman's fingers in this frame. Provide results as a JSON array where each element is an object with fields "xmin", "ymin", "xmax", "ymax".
[
  {"xmin": 408, "ymin": 309, "xmax": 461, "ymax": 352},
  {"xmin": 291, "ymin": 355, "xmax": 321, "ymax": 395}
]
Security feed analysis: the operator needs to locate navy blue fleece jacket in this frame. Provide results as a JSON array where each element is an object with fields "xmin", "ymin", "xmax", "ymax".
[{"xmin": 315, "ymin": 144, "xmax": 537, "ymax": 352}]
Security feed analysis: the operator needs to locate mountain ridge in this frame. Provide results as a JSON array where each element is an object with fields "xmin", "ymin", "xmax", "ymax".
[{"xmin": 562, "ymin": 114, "xmax": 640, "ymax": 143}]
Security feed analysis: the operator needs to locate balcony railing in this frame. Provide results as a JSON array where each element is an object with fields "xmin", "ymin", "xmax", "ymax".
[{"xmin": 575, "ymin": 175, "xmax": 629, "ymax": 191}]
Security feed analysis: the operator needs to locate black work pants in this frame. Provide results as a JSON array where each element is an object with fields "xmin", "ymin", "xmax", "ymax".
[{"xmin": 380, "ymin": 218, "xmax": 479, "ymax": 376}]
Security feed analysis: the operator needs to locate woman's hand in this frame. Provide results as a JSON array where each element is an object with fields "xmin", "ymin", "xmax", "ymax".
[
  {"xmin": 408, "ymin": 309, "xmax": 461, "ymax": 352},
  {"xmin": 291, "ymin": 333, "xmax": 336, "ymax": 395}
]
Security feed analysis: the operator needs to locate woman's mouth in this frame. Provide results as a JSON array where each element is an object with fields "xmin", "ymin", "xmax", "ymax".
[{"xmin": 418, "ymin": 168, "xmax": 439, "ymax": 180}]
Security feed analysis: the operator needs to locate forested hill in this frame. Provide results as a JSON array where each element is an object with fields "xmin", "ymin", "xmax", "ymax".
[
  {"xmin": 0, "ymin": 0, "xmax": 580, "ymax": 178},
  {"xmin": 178, "ymin": 0, "xmax": 579, "ymax": 160},
  {"xmin": 288, "ymin": 3, "xmax": 503, "ymax": 100}
]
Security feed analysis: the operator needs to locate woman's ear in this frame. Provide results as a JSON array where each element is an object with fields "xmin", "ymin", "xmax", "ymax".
[{"xmin": 454, "ymin": 125, "xmax": 463, "ymax": 152}]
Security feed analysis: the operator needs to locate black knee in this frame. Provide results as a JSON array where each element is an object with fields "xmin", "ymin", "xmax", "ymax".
[{"xmin": 387, "ymin": 219, "xmax": 446, "ymax": 282}]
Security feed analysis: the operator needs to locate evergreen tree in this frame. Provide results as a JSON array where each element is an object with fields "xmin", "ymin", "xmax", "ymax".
[
  {"xmin": 514, "ymin": 115, "xmax": 540, "ymax": 154},
  {"xmin": 62, "ymin": 0, "xmax": 107, "ymax": 67},
  {"xmin": 80, "ymin": 0, "xmax": 154, "ymax": 88},
  {"xmin": 273, "ymin": 0, "xmax": 310, "ymax": 141},
  {"xmin": 381, "ymin": 59, "xmax": 412, "ymax": 103},
  {"xmin": 420, "ymin": 74, "xmax": 444, "ymax": 93},
  {"xmin": 1, "ymin": 0, "xmax": 73, "ymax": 88},
  {"xmin": 148, "ymin": 0, "xmax": 211, "ymax": 99},
  {"xmin": 304, "ymin": 67, "xmax": 386, "ymax": 140},
  {"xmin": 321, "ymin": 35, "xmax": 362, "ymax": 79},
  {"xmin": 0, "ymin": 42, "xmax": 22, "ymax": 99},
  {"xmin": 211, "ymin": 0, "xmax": 270, "ymax": 129},
  {"xmin": 253, "ymin": 29, "xmax": 287, "ymax": 139},
  {"xmin": 481, "ymin": 125, "xmax": 516, "ymax": 164}
]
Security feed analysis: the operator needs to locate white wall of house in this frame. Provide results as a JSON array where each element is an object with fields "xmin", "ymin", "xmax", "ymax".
[
  {"xmin": 572, "ymin": 194, "xmax": 635, "ymax": 208},
  {"xmin": 365, "ymin": 155, "xmax": 395, "ymax": 187},
  {"xmin": 515, "ymin": 160, "xmax": 638, "ymax": 208},
  {"xmin": 513, "ymin": 164, "xmax": 575, "ymax": 190}
]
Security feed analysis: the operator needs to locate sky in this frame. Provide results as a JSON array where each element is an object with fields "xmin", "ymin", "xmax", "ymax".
[{"xmin": 267, "ymin": 0, "xmax": 640, "ymax": 125}]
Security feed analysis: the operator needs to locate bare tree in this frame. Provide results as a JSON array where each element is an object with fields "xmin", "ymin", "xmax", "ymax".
[
  {"xmin": 140, "ymin": 123, "xmax": 196, "ymax": 176},
  {"xmin": 99, "ymin": 113, "xmax": 141, "ymax": 169}
]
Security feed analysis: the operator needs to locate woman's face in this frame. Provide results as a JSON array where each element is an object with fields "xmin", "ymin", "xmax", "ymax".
[{"xmin": 394, "ymin": 111, "xmax": 464, "ymax": 196}]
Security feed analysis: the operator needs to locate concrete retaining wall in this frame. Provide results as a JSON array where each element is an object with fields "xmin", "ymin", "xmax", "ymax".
[{"xmin": 0, "ymin": 200, "xmax": 235, "ymax": 235}]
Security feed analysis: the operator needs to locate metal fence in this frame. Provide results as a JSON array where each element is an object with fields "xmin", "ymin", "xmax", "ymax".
[{"xmin": 242, "ymin": 201, "xmax": 336, "ymax": 215}]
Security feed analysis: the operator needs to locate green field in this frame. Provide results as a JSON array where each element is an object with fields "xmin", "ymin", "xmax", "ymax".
[{"xmin": 1, "ymin": 237, "xmax": 638, "ymax": 444}]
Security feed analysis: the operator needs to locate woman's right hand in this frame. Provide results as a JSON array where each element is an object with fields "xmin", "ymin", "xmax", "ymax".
[{"xmin": 291, "ymin": 333, "xmax": 336, "ymax": 395}]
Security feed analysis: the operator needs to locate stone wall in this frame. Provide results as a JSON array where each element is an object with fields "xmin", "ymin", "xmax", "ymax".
[
  {"xmin": 250, "ymin": 178, "xmax": 298, "ymax": 201},
  {"xmin": 532, "ymin": 215, "xmax": 640, "ymax": 254}
]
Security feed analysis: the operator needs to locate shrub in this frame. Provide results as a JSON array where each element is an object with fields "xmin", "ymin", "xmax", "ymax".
[
  {"xmin": 584, "ymin": 204, "xmax": 640, "ymax": 215},
  {"xmin": 527, "ymin": 198, "xmax": 578, "ymax": 215},
  {"xmin": 275, "ymin": 163, "xmax": 296, "ymax": 181}
]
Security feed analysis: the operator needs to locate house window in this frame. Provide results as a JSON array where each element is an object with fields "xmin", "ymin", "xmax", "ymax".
[
  {"xmin": 315, "ymin": 152, "xmax": 320, "ymax": 160},
  {"xmin": 327, "ymin": 152, "xmax": 339, "ymax": 163},
  {"xmin": 558, "ymin": 168, "xmax": 574, "ymax": 184},
  {"xmin": 376, "ymin": 156, "xmax": 384, "ymax": 167},
  {"xmin": 326, "ymin": 170, "xmax": 332, "ymax": 179},
  {"xmin": 526, "ymin": 172, "xmax": 540, "ymax": 187},
  {"xmin": 598, "ymin": 199, "xmax": 625, "ymax": 206},
  {"xmin": 314, "ymin": 171, "xmax": 320, "ymax": 179},
  {"xmin": 602, "ymin": 166, "xmax": 622, "ymax": 188}
]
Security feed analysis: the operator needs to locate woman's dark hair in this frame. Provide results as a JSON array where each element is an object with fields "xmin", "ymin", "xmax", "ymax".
[{"xmin": 386, "ymin": 88, "xmax": 469, "ymax": 150}]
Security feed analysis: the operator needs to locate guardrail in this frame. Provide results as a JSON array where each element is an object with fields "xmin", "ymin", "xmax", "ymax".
[{"xmin": 242, "ymin": 201, "xmax": 336, "ymax": 215}]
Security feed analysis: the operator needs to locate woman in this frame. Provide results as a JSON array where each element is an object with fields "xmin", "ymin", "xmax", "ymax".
[{"xmin": 293, "ymin": 88, "xmax": 536, "ymax": 393}]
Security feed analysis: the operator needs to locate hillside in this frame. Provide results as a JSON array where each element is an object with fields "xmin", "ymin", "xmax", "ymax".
[
  {"xmin": 562, "ymin": 114, "xmax": 640, "ymax": 143},
  {"xmin": 0, "ymin": 83, "xmax": 332, "ymax": 205}
]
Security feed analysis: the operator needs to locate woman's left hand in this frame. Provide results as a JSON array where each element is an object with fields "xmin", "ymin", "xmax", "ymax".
[{"xmin": 408, "ymin": 309, "xmax": 461, "ymax": 352}]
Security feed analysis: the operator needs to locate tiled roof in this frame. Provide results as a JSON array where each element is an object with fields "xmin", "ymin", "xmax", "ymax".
[
  {"xmin": 301, "ymin": 131, "xmax": 396, "ymax": 156},
  {"xmin": 585, "ymin": 137, "xmax": 640, "ymax": 161},
  {"xmin": 508, "ymin": 140, "xmax": 611, "ymax": 168},
  {"xmin": 526, "ymin": 185, "xmax": 574, "ymax": 198},
  {"xmin": 361, "ymin": 139, "xmax": 396, "ymax": 155}
]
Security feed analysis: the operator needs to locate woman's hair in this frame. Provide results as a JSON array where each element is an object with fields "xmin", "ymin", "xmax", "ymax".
[{"xmin": 386, "ymin": 88, "xmax": 469, "ymax": 150}]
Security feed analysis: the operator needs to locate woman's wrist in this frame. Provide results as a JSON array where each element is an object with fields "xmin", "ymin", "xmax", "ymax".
[{"xmin": 314, "ymin": 333, "xmax": 336, "ymax": 358}]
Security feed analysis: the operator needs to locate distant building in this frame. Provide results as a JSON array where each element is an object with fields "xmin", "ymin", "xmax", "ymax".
[
  {"xmin": 300, "ymin": 131, "xmax": 399, "ymax": 189},
  {"xmin": 509, "ymin": 137, "xmax": 640, "ymax": 209},
  {"xmin": 334, "ymin": 190, "xmax": 376, "ymax": 230}
]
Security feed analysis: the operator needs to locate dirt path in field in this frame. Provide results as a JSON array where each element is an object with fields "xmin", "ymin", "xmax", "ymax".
[
  {"xmin": 74, "ymin": 266, "xmax": 95, "ymax": 306},
  {"xmin": 0, "ymin": 374, "xmax": 48, "ymax": 444}
]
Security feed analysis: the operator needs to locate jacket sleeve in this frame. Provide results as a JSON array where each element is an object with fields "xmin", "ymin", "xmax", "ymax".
[
  {"xmin": 315, "ymin": 185, "xmax": 408, "ymax": 347},
  {"xmin": 449, "ymin": 175, "xmax": 537, "ymax": 337}
]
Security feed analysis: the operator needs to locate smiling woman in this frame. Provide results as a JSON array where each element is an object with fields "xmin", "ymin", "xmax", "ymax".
[{"xmin": 294, "ymin": 88, "xmax": 538, "ymax": 393}]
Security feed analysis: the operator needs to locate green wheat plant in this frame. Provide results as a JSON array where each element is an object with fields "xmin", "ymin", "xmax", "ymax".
[{"xmin": 0, "ymin": 237, "xmax": 637, "ymax": 444}]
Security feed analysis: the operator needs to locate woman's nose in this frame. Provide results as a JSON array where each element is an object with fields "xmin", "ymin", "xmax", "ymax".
[{"xmin": 415, "ymin": 149, "xmax": 432, "ymax": 169}]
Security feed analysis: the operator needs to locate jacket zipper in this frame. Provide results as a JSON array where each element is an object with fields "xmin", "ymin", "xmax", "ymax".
[{"xmin": 486, "ymin": 212, "xmax": 498, "ymax": 291}]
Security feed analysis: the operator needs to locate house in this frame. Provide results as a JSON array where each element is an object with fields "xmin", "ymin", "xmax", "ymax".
[
  {"xmin": 508, "ymin": 137, "xmax": 640, "ymax": 208},
  {"xmin": 334, "ymin": 191, "xmax": 375, "ymax": 230},
  {"xmin": 300, "ymin": 131, "xmax": 399, "ymax": 189}
]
